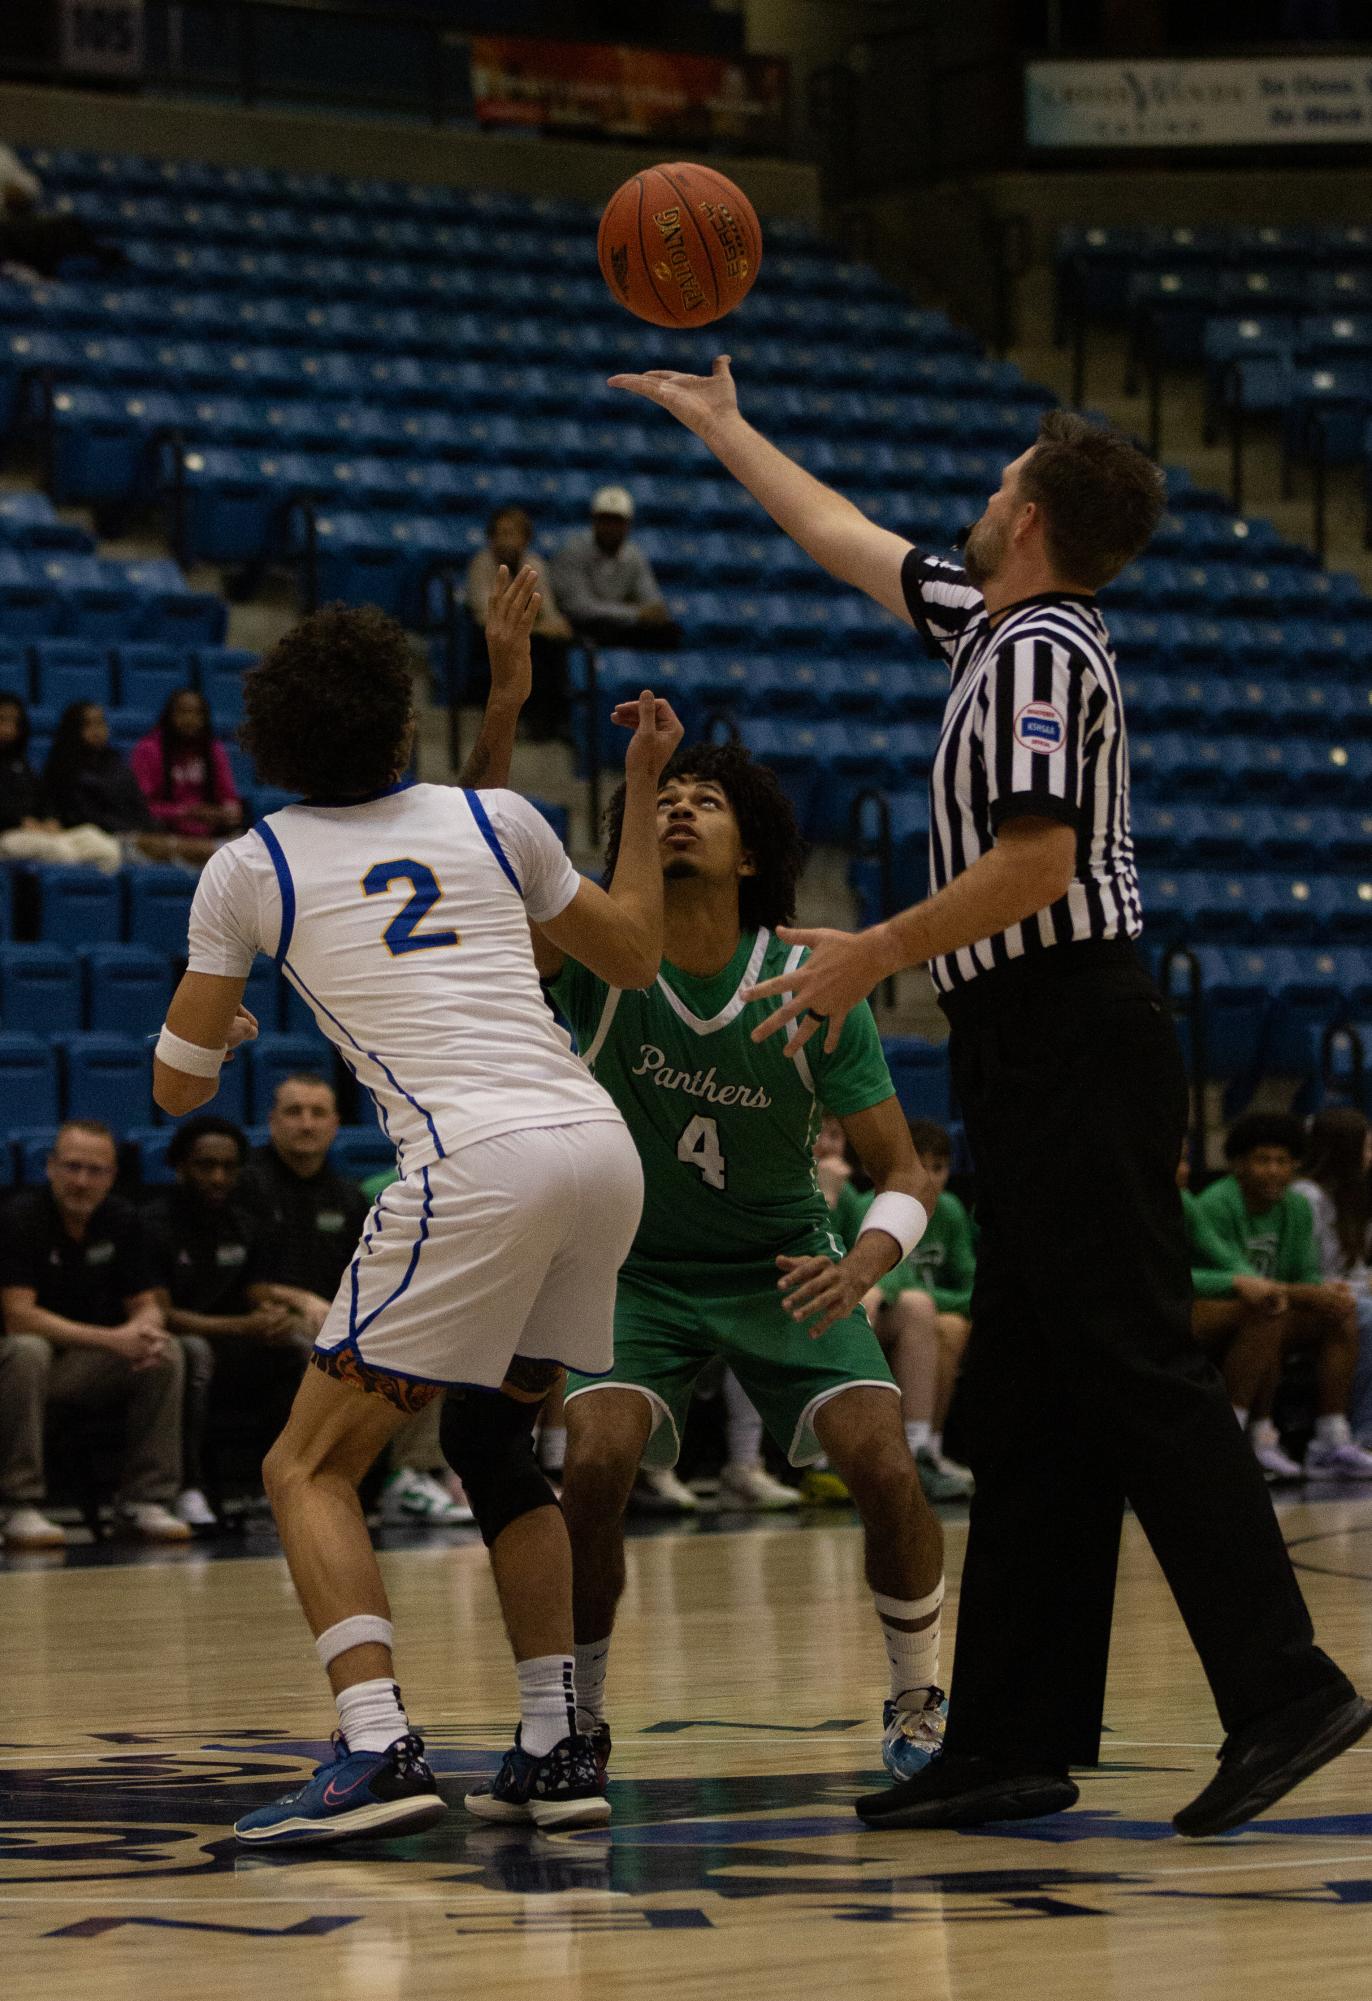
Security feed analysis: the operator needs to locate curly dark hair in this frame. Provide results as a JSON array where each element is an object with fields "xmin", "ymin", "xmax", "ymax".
[
  {"xmin": 602, "ymin": 739, "xmax": 807, "ymax": 933},
  {"xmin": 168, "ymin": 1115, "xmax": 248, "ymax": 1170},
  {"xmin": 1224, "ymin": 1112, "xmax": 1305, "ymax": 1164},
  {"xmin": 240, "ymin": 605, "xmax": 415, "ymax": 799}
]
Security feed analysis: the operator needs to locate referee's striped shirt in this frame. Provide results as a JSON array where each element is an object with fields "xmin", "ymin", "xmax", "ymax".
[{"xmin": 902, "ymin": 548, "xmax": 1142, "ymax": 995}]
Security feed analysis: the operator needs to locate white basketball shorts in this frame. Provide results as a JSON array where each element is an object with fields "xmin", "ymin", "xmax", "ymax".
[{"xmin": 313, "ymin": 1118, "xmax": 642, "ymax": 1399}]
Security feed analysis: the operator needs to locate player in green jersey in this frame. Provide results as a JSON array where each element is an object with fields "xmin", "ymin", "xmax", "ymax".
[{"xmin": 528, "ymin": 735, "xmax": 947, "ymax": 1784}]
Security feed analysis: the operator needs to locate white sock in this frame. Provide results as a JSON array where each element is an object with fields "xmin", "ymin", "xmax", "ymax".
[
  {"xmin": 874, "ymin": 1583, "xmax": 944, "ymax": 1707},
  {"xmin": 1251, "ymin": 1417, "xmax": 1278, "ymax": 1447},
  {"xmin": 335, "ymin": 1676, "xmax": 409, "ymax": 1754},
  {"xmin": 517, "ymin": 1653, "xmax": 578, "ymax": 1758},
  {"xmin": 540, "ymin": 1425, "xmax": 567, "ymax": 1475},
  {"xmin": 1233, "ymin": 1405, "xmax": 1250, "ymax": 1433},
  {"xmin": 929, "ymin": 1431, "xmax": 944, "ymax": 1457},
  {"xmin": 575, "ymin": 1637, "xmax": 611, "ymax": 1733},
  {"xmin": 905, "ymin": 1419, "xmax": 932, "ymax": 1456},
  {"xmin": 1316, "ymin": 1413, "xmax": 1352, "ymax": 1448},
  {"xmin": 723, "ymin": 1372, "xmax": 764, "ymax": 1467}
]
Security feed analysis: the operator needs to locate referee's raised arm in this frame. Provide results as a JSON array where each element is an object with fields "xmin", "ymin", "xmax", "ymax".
[{"xmin": 610, "ymin": 355, "xmax": 916, "ymax": 623}]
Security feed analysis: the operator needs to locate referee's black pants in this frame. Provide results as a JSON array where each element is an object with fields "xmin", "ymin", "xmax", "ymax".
[{"xmin": 940, "ymin": 939, "xmax": 1349, "ymax": 1771}]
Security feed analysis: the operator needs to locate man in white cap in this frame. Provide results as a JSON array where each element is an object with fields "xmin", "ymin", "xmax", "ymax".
[{"xmin": 551, "ymin": 486, "xmax": 679, "ymax": 648}]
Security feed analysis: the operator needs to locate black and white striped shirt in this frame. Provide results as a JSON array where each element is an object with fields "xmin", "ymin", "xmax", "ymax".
[{"xmin": 903, "ymin": 549, "xmax": 1142, "ymax": 995}]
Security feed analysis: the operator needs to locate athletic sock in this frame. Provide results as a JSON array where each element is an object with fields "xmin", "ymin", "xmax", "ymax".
[
  {"xmin": 335, "ymin": 1677, "xmax": 410, "ymax": 1755},
  {"xmin": 1316, "ymin": 1413, "xmax": 1352, "ymax": 1448},
  {"xmin": 874, "ymin": 1582, "xmax": 944, "ymax": 1707},
  {"xmin": 540, "ymin": 1425, "xmax": 567, "ymax": 1476},
  {"xmin": 723, "ymin": 1372, "xmax": 764, "ymax": 1468},
  {"xmin": 518, "ymin": 1653, "xmax": 578, "ymax": 1758},
  {"xmin": 904, "ymin": 1419, "xmax": 932, "ymax": 1456},
  {"xmin": 1233, "ymin": 1404, "xmax": 1250, "ymax": 1433},
  {"xmin": 928, "ymin": 1430, "xmax": 944, "ymax": 1457},
  {"xmin": 575, "ymin": 1637, "xmax": 611, "ymax": 1733},
  {"xmin": 1251, "ymin": 1416, "xmax": 1278, "ymax": 1447}
]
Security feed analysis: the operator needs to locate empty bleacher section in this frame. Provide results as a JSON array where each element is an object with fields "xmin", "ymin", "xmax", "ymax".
[{"xmin": 0, "ymin": 149, "xmax": 1371, "ymax": 1156}]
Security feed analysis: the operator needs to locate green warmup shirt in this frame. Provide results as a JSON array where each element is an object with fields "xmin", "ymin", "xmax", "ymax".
[
  {"xmin": 853, "ymin": 1185, "xmax": 977, "ymax": 1313},
  {"xmin": 550, "ymin": 926, "xmax": 895, "ymax": 1282},
  {"xmin": 1188, "ymin": 1176, "xmax": 1321, "ymax": 1297}
]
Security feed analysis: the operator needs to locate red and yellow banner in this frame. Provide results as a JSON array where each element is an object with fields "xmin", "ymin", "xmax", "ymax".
[{"xmin": 468, "ymin": 34, "xmax": 788, "ymax": 152}]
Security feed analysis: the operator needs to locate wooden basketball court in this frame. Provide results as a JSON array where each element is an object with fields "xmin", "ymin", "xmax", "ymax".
[{"xmin": 5, "ymin": 1499, "xmax": 1372, "ymax": 2001}]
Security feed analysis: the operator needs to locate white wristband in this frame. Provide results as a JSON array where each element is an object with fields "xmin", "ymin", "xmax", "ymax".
[
  {"xmin": 858, "ymin": 1191, "xmax": 929, "ymax": 1261},
  {"xmin": 155, "ymin": 1025, "xmax": 227, "ymax": 1078}
]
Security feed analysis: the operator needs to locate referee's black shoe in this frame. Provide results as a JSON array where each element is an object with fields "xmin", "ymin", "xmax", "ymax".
[
  {"xmin": 1173, "ymin": 1682, "xmax": 1372, "ymax": 1839},
  {"xmin": 855, "ymin": 1751, "xmax": 1078, "ymax": 1829}
]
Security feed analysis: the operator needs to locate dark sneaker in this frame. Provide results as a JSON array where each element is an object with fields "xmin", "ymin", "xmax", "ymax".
[
  {"xmin": 465, "ymin": 1728, "xmax": 611, "ymax": 1829},
  {"xmin": 234, "ymin": 1731, "xmax": 445, "ymax": 1846},
  {"xmin": 587, "ymin": 1720, "xmax": 612, "ymax": 1786},
  {"xmin": 1174, "ymin": 1683, "xmax": 1372, "ymax": 1838},
  {"xmin": 856, "ymin": 1749, "xmax": 1079, "ymax": 1829}
]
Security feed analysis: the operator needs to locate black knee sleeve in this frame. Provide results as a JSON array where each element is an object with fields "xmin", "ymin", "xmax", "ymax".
[{"xmin": 440, "ymin": 1384, "xmax": 559, "ymax": 1548}]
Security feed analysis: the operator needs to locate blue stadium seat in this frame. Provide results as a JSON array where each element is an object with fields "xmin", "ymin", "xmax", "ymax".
[
  {"xmin": 0, "ymin": 1036, "xmax": 60, "ymax": 1128},
  {"xmin": 125, "ymin": 1125, "xmax": 175, "ymax": 1186},
  {"xmin": 30, "ymin": 639, "xmax": 114, "ymax": 712},
  {"xmin": 0, "ymin": 644, "xmax": 31, "ymax": 701},
  {"xmin": 58, "ymin": 1033, "xmax": 151, "ymax": 1129},
  {"xmin": 882, "ymin": 1037, "xmax": 952, "ymax": 1121},
  {"xmin": 80, "ymin": 944, "xmax": 169, "ymax": 1035},
  {"xmin": 1267, "ymin": 947, "xmax": 1352, "ymax": 1073},
  {"xmin": 197, "ymin": 647, "xmax": 256, "ymax": 729},
  {"xmin": 247, "ymin": 1033, "xmax": 333, "ymax": 1122},
  {"xmin": 12, "ymin": 1127, "xmax": 59, "ymax": 1183},
  {"xmin": 0, "ymin": 943, "xmax": 82, "ymax": 1036},
  {"xmin": 126, "ymin": 867, "xmax": 196, "ymax": 957},
  {"xmin": 115, "ymin": 644, "xmax": 194, "ymax": 712},
  {"xmin": 33, "ymin": 865, "xmax": 125, "ymax": 947},
  {"xmin": 331, "ymin": 1127, "xmax": 396, "ymax": 1183}
]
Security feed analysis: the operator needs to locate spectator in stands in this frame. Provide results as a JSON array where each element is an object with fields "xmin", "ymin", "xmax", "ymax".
[
  {"xmin": 0, "ymin": 693, "xmax": 121, "ymax": 868},
  {"xmin": 0, "ymin": 1121, "xmax": 188, "ymax": 1548},
  {"xmin": 1295, "ymin": 1107, "xmax": 1372, "ymax": 1449},
  {"xmin": 240, "ymin": 1074, "xmax": 468, "ymax": 1525},
  {"xmin": 465, "ymin": 506, "xmax": 573, "ymax": 740},
  {"xmin": 131, "ymin": 689, "xmax": 243, "ymax": 865},
  {"xmin": 1180, "ymin": 1143, "xmax": 1290, "ymax": 1480},
  {"xmin": 1190, "ymin": 1114, "xmax": 1372, "ymax": 1482},
  {"xmin": 551, "ymin": 486, "xmax": 680, "ymax": 649},
  {"xmin": 142, "ymin": 1116, "xmax": 306, "ymax": 1533},
  {"xmin": 41, "ymin": 701, "xmax": 153, "ymax": 843},
  {"xmin": 0, "ymin": 142, "xmax": 124, "ymax": 278}
]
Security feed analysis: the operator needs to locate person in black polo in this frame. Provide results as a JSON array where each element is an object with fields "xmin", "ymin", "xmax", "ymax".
[
  {"xmin": 0, "ymin": 1120, "xmax": 188, "ymax": 1546},
  {"xmin": 238, "ymin": 1073, "xmax": 370, "ymax": 1332},
  {"xmin": 143, "ymin": 1115, "xmax": 308, "ymax": 1530},
  {"xmin": 615, "ymin": 356, "xmax": 1369, "ymax": 1839}
]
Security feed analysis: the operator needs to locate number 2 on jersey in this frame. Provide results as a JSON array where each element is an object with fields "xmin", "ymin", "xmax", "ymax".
[
  {"xmin": 362, "ymin": 859, "xmax": 461, "ymax": 955},
  {"xmin": 677, "ymin": 1113, "xmax": 726, "ymax": 1191}
]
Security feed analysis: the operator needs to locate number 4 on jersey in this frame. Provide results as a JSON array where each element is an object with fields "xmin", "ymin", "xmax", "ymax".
[{"xmin": 677, "ymin": 1114, "xmax": 726, "ymax": 1191}]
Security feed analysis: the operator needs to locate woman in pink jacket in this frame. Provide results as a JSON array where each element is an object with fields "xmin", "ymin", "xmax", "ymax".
[{"xmin": 131, "ymin": 688, "xmax": 243, "ymax": 864}]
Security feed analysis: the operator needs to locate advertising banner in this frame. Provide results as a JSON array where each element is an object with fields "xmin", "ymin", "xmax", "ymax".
[
  {"xmin": 1027, "ymin": 55, "xmax": 1372, "ymax": 149},
  {"xmin": 469, "ymin": 34, "xmax": 788, "ymax": 152},
  {"xmin": 59, "ymin": 0, "xmax": 145, "ymax": 80}
]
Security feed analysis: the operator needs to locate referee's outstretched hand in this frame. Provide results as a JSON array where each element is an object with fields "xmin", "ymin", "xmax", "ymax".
[
  {"xmin": 746, "ymin": 924, "xmax": 898, "ymax": 1058},
  {"xmin": 607, "ymin": 353, "xmax": 739, "ymax": 439}
]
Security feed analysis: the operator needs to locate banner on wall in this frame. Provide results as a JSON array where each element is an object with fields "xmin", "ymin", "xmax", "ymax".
[
  {"xmin": 59, "ymin": 0, "xmax": 145, "ymax": 79},
  {"xmin": 468, "ymin": 34, "xmax": 788, "ymax": 151},
  {"xmin": 1026, "ymin": 55, "xmax": 1372, "ymax": 149}
]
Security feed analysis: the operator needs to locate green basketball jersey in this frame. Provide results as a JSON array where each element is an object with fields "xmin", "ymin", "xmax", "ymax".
[{"xmin": 550, "ymin": 926, "xmax": 895, "ymax": 1281}]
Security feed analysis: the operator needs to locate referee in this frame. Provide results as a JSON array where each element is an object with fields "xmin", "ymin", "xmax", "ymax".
[{"xmin": 612, "ymin": 356, "xmax": 1370, "ymax": 1837}]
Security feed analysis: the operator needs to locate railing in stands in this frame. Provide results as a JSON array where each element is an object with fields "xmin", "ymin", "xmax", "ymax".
[{"xmin": 1161, "ymin": 943, "xmax": 1208, "ymax": 1177}]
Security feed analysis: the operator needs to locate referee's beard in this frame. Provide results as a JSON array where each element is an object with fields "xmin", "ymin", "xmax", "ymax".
[{"xmin": 962, "ymin": 511, "xmax": 1008, "ymax": 590}]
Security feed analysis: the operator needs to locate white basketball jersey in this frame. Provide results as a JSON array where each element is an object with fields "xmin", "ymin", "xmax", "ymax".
[{"xmin": 186, "ymin": 780, "xmax": 620, "ymax": 1174}]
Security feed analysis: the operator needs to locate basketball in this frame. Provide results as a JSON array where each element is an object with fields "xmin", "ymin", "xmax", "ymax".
[{"xmin": 597, "ymin": 161, "xmax": 762, "ymax": 329}]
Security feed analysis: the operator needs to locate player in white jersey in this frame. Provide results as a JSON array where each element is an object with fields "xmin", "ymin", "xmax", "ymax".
[{"xmin": 152, "ymin": 568, "xmax": 683, "ymax": 1844}]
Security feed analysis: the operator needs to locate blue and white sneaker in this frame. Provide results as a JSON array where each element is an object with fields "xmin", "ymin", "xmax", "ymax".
[
  {"xmin": 882, "ymin": 1689, "xmax": 948, "ymax": 1782},
  {"xmin": 234, "ymin": 1731, "xmax": 445, "ymax": 1846},
  {"xmin": 465, "ymin": 1728, "xmax": 611, "ymax": 1829}
]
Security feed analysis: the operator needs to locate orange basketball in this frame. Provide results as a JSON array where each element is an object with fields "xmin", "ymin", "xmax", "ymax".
[{"xmin": 597, "ymin": 162, "xmax": 761, "ymax": 330}]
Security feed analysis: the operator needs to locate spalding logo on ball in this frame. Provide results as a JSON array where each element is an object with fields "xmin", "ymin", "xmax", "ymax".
[{"xmin": 598, "ymin": 162, "xmax": 761, "ymax": 329}]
